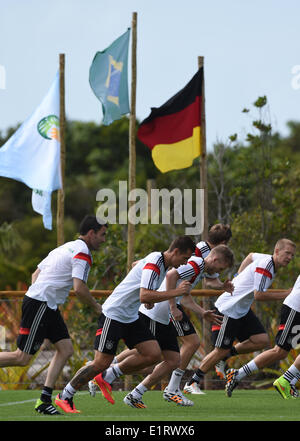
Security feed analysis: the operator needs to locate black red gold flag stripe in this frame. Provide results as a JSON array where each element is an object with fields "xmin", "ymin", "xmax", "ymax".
[{"xmin": 138, "ymin": 69, "xmax": 202, "ymax": 173}]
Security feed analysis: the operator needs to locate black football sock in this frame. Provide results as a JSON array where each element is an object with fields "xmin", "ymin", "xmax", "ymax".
[
  {"xmin": 188, "ymin": 368, "xmax": 205, "ymax": 386},
  {"xmin": 40, "ymin": 386, "xmax": 53, "ymax": 403}
]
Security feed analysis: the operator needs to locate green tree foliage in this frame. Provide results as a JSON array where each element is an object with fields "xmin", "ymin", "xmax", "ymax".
[{"xmin": 0, "ymin": 99, "xmax": 299, "ymax": 292}]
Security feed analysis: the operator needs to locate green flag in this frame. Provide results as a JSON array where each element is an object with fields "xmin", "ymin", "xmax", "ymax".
[{"xmin": 89, "ymin": 29, "xmax": 130, "ymax": 125}]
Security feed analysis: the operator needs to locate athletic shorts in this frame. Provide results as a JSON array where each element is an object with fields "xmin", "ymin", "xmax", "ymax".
[
  {"xmin": 17, "ymin": 295, "xmax": 70, "ymax": 355},
  {"xmin": 211, "ymin": 308, "xmax": 266, "ymax": 349},
  {"xmin": 138, "ymin": 312, "xmax": 179, "ymax": 352},
  {"xmin": 170, "ymin": 304, "xmax": 196, "ymax": 337},
  {"xmin": 275, "ymin": 304, "xmax": 300, "ymax": 351},
  {"xmin": 94, "ymin": 313, "xmax": 156, "ymax": 355}
]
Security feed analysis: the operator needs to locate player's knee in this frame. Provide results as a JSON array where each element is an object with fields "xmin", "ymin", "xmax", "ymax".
[
  {"xmin": 55, "ymin": 341, "xmax": 74, "ymax": 359},
  {"xmin": 260, "ymin": 334, "xmax": 270, "ymax": 348},
  {"xmin": 147, "ymin": 348, "xmax": 161, "ymax": 365},
  {"xmin": 93, "ymin": 352, "xmax": 114, "ymax": 373},
  {"xmin": 271, "ymin": 345, "xmax": 287, "ymax": 360},
  {"xmin": 16, "ymin": 351, "xmax": 31, "ymax": 366},
  {"xmin": 65, "ymin": 345, "xmax": 74, "ymax": 359},
  {"xmin": 254, "ymin": 334, "xmax": 270, "ymax": 349},
  {"xmin": 188, "ymin": 334, "xmax": 200, "ymax": 351}
]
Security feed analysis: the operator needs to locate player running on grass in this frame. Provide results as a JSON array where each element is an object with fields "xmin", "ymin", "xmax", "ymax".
[
  {"xmin": 0, "ymin": 215, "xmax": 107, "ymax": 415},
  {"xmin": 225, "ymin": 271, "xmax": 300, "ymax": 397},
  {"xmin": 89, "ymin": 244, "xmax": 234, "ymax": 408},
  {"xmin": 185, "ymin": 238, "xmax": 296, "ymax": 394},
  {"xmin": 55, "ymin": 236, "xmax": 195, "ymax": 413},
  {"xmin": 96, "ymin": 224, "xmax": 233, "ymax": 397},
  {"xmin": 168, "ymin": 224, "xmax": 233, "ymax": 394}
]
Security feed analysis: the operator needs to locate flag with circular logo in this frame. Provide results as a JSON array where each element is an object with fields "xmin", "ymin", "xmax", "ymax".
[{"xmin": 0, "ymin": 72, "xmax": 61, "ymax": 229}]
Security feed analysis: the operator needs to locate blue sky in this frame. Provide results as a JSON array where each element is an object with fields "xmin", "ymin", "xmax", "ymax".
[{"xmin": 1, "ymin": 0, "xmax": 300, "ymax": 151}]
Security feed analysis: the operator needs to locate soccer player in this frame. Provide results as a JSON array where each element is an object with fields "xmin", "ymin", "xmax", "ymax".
[
  {"xmin": 168, "ymin": 224, "xmax": 233, "ymax": 394},
  {"xmin": 0, "ymin": 215, "xmax": 107, "ymax": 415},
  {"xmin": 185, "ymin": 238, "xmax": 296, "ymax": 393},
  {"xmin": 93, "ymin": 244, "xmax": 234, "ymax": 408},
  {"xmin": 55, "ymin": 236, "xmax": 195, "ymax": 413},
  {"xmin": 225, "ymin": 272, "xmax": 299, "ymax": 398}
]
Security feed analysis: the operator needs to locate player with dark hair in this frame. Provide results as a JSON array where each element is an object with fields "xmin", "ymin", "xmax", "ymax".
[
  {"xmin": 96, "ymin": 244, "xmax": 234, "ymax": 408},
  {"xmin": 56, "ymin": 236, "xmax": 195, "ymax": 413},
  {"xmin": 0, "ymin": 215, "xmax": 107, "ymax": 415},
  {"xmin": 97, "ymin": 224, "xmax": 234, "ymax": 397},
  {"xmin": 168, "ymin": 224, "xmax": 233, "ymax": 394}
]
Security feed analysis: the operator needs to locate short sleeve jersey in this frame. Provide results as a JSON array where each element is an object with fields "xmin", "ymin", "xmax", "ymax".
[
  {"xmin": 195, "ymin": 240, "xmax": 218, "ymax": 279},
  {"xmin": 214, "ymin": 254, "xmax": 275, "ymax": 319},
  {"xmin": 139, "ymin": 256, "xmax": 205, "ymax": 325},
  {"xmin": 284, "ymin": 275, "xmax": 300, "ymax": 312},
  {"xmin": 102, "ymin": 252, "xmax": 167, "ymax": 323},
  {"xmin": 195, "ymin": 241, "xmax": 211, "ymax": 258},
  {"xmin": 25, "ymin": 239, "xmax": 92, "ymax": 310}
]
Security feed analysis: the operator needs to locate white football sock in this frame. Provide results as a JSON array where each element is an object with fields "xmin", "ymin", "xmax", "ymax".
[
  {"xmin": 236, "ymin": 360, "xmax": 258, "ymax": 381},
  {"xmin": 61, "ymin": 383, "xmax": 76, "ymax": 400},
  {"xmin": 284, "ymin": 364, "xmax": 300, "ymax": 383},
  {"xmin": 131, "ymin": 383, "xmax": 148, "ymax": 399},
  {"xmin": 167, "ymin": 368, "xmax": 185, "ymax": 391},
  {"xmin": 103, "ymin": 363, "xmax": 123, "ymax": 384}
]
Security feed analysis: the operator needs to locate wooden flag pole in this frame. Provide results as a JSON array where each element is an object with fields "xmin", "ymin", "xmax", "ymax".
[
  {"xmin": 198, "ymin": 56, "xmax": 208, "ymax": 240},
  {"xmin": 57, "ymin": 53, "xmax": 66, "ymax": 246},
  {"xmin": 127, "ymin": 12, "xmax": 137, "ymax": 273},
  {"xmin": 124, "ymin": 14, "xmax": 137, "ymax": 390},
  {"xmin": 198, "ymin": 56, "xmax": 212, "ymax": 390}
]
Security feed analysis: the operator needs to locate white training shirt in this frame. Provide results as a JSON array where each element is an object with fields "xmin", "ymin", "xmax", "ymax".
[
  {"xmin": 195, "ymin": 241, "xmax": 211, "ymax": 259},
  {"xmin": 25, "ymin": 239, "xmax": 92, "ymax": 310},
  {"xmin": 195, "ymin": 240, "xmax": 219, "ymax": 280},
  {"xmin": 139, "ymin": 256, "xmax": 205, "ymax": 325},
  {"xmin": 283, "ymin": 274, "xmax": 300, "ymax": 312},
  {"xmin": 214, "ymin": 254, "xmax": 275, "ymax": 319},
  {"xmin": 102, "ymin": 252, "xmax": 167, "ymax": 323}
]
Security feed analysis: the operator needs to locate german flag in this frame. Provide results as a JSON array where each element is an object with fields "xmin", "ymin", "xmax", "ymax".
[{"xmin": 138, "ymin": 69, "xmax": 202, "ymax": 173}]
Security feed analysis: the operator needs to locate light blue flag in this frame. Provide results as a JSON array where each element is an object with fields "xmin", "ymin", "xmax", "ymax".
[
  {"xmin": 31, "ymin": 189, "xmax": 52, "ymax": 230},
  {"xmin": 89, "ymin": 28, "xmax": 130, "ymax": 125},
  {"xmin": 0, "ymin": 72, "xmax": 62, "ymax": 229}
]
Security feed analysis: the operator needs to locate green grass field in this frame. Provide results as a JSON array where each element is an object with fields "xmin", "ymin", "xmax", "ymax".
[{"xmin": 0, "ymin": 389, "xmax": 300, "ymax": 422}]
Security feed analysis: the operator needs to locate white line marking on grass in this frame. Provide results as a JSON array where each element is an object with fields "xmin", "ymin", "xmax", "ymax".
[
  {"xmin": 0, "ymin": 391, "xmax": 89, "ymax": 407},
  {"xmin": 0, "ymin": 399, "xmax": 36, "ymax": 407}
]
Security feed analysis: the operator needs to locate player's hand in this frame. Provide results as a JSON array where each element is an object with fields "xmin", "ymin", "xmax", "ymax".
[
  {"xmin": 144, "ymin": 302, "xmax": 154, "ymax": 309},
  {"xmin": 223, "ymin": 279, "xmax": 234, "ymax": 294},
  {"xmin": 170, "ymin": 307, "xmax": 183, "ymax": 321},
  {"xmin": 177, "ymin": 281, "xmax": 192, "ymax": 296},
  {"xmin": 203, "ymin": 309, "xmax": 223, "ymax": 325}
]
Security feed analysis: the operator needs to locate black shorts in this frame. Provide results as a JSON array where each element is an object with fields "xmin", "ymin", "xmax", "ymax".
[
  {"xmin": 212, "ymin": 308, "xmax": 266, "ymax": 349},
  {"xmin": 94, "ymin": 313, "xmax": 156, "ymax": 355},
  {"xmin": 275, "ymin": 304, "xmax": 300, "ymax": 351},
  {"xmin": 17, "ymin": 296, "xmax": 70, "ymax": 355},
  {"xmin": 138, "ymin": 312, "xmax": 179, "ymax": 353},
  {"xmin": 170, "ymin": 304, "xmax": 196, "ymax": 337}
]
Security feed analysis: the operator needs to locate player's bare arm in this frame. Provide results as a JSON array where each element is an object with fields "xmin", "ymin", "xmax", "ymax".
[
  {"xmin": 203, "ymin": 277, "xmax": 234, "ymax": 293},
  {"xmin": 166, "ymin": 268, "xmax": 183, "ymax": 320},
  {"xmin": 73, "ymin": 277, "xmax": 102, "ymax": 315},
  {"xmin": 238, "ymin": 253, "xmax": 254, "ymax": 274},
  {"xmin": 169, "ymin": 298, "xmax": 183, "ymax": 320},
  {"xmin": 140, "ymin": 280, "xmax": 191, "ymax": 303},
  {"xmin": 254, "ymin": 289, "xmax": 291, "ymax": 302},
  {"xmin": 180, "ymin": 294, "xmax": 223, "ymax": 326},
  {"xmin": 31, "ymin": 268, "xmax": 41, "ymax": 284}
]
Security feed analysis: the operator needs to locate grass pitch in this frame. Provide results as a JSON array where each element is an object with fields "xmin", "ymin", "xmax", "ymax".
[{"xmin": 0, "ymin": 388, "xmax": 300, "ymax": 422}]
